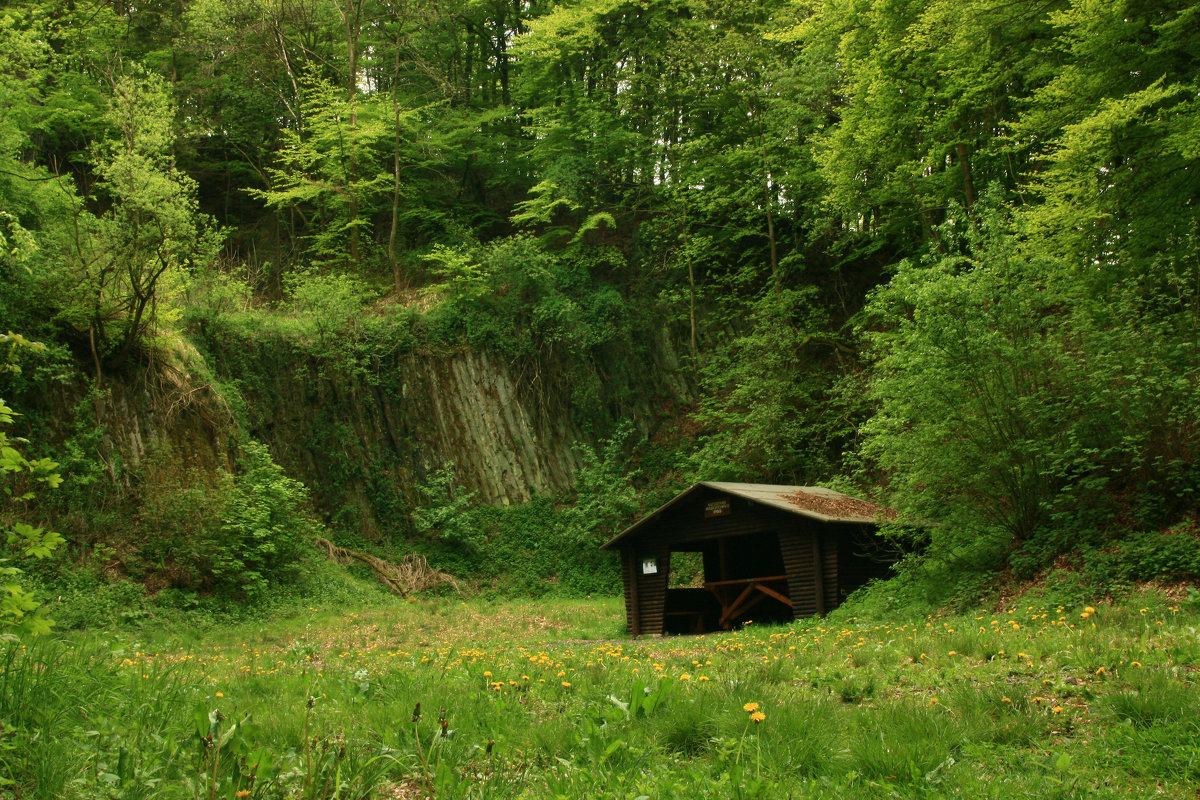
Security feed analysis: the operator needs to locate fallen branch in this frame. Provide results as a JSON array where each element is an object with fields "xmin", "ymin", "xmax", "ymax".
[{"xmin": 315, "ymin": 538, "xmax": 460, "ymax": 596}]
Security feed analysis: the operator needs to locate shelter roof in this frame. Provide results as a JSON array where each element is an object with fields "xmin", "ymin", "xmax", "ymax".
[{"xmin": 600, "ymin": 481, "xmax": 896, "ymax": 550}]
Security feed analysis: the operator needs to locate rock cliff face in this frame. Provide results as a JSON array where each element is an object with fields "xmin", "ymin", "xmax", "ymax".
[
  {"xmin": 23, "ymin": 319, "xmax": 690, "ymax": 545},
  {"xmin": 194, "ymin": 324, "xmax": 692, "ymax": 537},
  {"xmin": 42, "ymin": 347, "xmax": 237, "ymax": 491}
]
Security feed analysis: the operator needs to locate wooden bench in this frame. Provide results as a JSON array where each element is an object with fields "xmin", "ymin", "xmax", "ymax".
[{"xmin": 703, "ymin": 575, "xmax": 791, "ymax": 629}]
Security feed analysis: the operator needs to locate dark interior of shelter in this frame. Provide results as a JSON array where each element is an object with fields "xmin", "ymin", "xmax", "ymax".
[
  {"xmin": 660, "ymin": 528, "xmax": 892, "ymax": 634},
  {"xmin": 663, "ymin": 532, "xmax": 793, "ymax": 633}
]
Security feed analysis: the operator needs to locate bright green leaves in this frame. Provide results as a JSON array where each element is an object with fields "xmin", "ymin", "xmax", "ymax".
[
  {"xmin": 690, "ymin": 286, "xmax": 841, "ymax": 483},
  {"xmin": 859, "ymin": 195, "xmax": 1200, "ymax": 571},
  {"xmin": 211, "ymin": 441, "xmax": 315, "ymax": 599},
  {"xmin": 252, "ymin": 76, "xmax": 392, "ymax": 269},
  {"xmin": 861, "ymin": 207, "xmax": 1072, "ymax": 550},
  {"xmin": 8, "ymin": 522, "xmax": 62, "ymax": 560},
  {"xmin": 1015, "ymin": 0, "xmax": 1200, "ymax": 277},
  {"xmin": 510, "ymin": 181, "xmax": 582, "ymax": 233},
  {"xmin": 796, "ymin": 0, "xmax": 1061, "ymax": 245},
  {"xmin": 422, "ymin": 235, "xmax": 629, "ymax": 360},
  {"xmin": 0, "ymin": 388, "xmax": 62, "ymax": 635},
  {"xmin": 48, "ymin": 73, "xmax": 221, "ymax": 368}
]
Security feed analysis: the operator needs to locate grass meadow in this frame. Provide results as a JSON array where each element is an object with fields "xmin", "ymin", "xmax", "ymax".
[{"xmin": 3, "ymin": 590, "xmax": 1199, "ymax": 799}]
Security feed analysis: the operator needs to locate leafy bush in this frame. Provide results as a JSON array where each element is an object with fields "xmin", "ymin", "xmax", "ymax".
[
  {"xmin": 1081, "ymin": 525, "xmax": 1200, "ymax": 589},
  {"xmin": 411, "ymin": 463, "xmax": 478, "ymax": 546},
  {"xmin": 286, "ymin": 269, "xmax": 380, "ymax": 373},
  {"xmin": 0, "ymin": 336, "xmax": 64, "ymax": 636},
  {"xmin": 212, "ymin": 440, "xmax": 316, "ymax": 599},
  {"xmin": 41, "ymin": 573, "xmax": 148, "ymax": 629},
  {"xmin": 859, "ymin": 196, "xmax": 1200, "ymax": 572},
  {"xmin": 402, "ymin": 426, "xmax": 645, "ymax": 596},
  {"xmin": 688, "ymin": 286, "xmax": 850, "ymax": 483},
  {"xmin": 421, "ymin": 236, "xmax": 631, "ymax": 360}
]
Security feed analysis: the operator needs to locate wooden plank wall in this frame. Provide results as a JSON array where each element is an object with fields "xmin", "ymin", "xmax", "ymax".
[
  {"xmin": 621, "ymin": 550, "xmax": 639, "ymax": 635},
  {"xmin": 823, "ymin": 533, "xmax": 839, "ymax": 613},
  {"xmin": 631, "ymin": 550, "xmax": 670, "ymax": 636},
  {"xmin": 779, "ymin": 531, "xmax": 817, "ymax": 618},
  {"xmin": 637, "ymin": 504, "xmax": 790, "ymax": 549}
]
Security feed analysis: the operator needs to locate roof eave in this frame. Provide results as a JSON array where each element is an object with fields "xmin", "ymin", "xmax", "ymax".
[{"xmin": 599, "ymin": 482, "xmax": 706, "ymax": 550}]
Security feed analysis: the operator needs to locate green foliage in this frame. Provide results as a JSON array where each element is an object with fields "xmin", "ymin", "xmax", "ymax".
[
  {"xmin": 40, "ymin": 569, "xmax": 149, "ymax": 630},
  {"xmin": 5, "ymin": 595, "xmax": 1200, "ymax": 798},
  {"xmin": 1079, "ymin": 525, "xmax": 1200, "ymax": 591},
  {"xmin": 859, "ymin": 195, "xmax": 1200, "ymax": 571},
  {"xmin": 1016, "ymin": 1, "xmax": 1200, "ymax": 276},
  {"xmin": 52, "ymin": 72, "xmax": 222, "ymax": 367},
  {"xmin": 860, "ymin": 204, "xmax": 1072, "ymax": 553},
  {"xmin": 117, "ymin": 440, "xmax": 318, "ymax": 605},
  {"xmin": 422, "ymin": 235, "xmax": 631, "ymax": 360},
  {"xmin": 0, "ymin": 335, "xmax": 63, "ymax": 636},
  {"xmin": 689, "ymin": 287, "xmax": 852, "ymax": 483},
  {"xmin": 251, "ymin": 74, "xmax": 392, "ymax": 271},
  {"xmin": 411, "ymin": 463, "xmax": 482, "ymax": 551},
  {"xmin": 403, "ymin": 426, "xmax": 643, "ymax": 595},
  {"xmin": 286, "ymin": 268, "xmax": 380, "ymax": 371},
  {"xmin": 213, "ymin": 441, "xmax": 316, "ymax": 599}
]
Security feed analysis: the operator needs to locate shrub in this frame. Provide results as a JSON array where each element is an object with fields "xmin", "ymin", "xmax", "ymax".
[
  {"xmin": 859, "ymin": 195, "xmax": 1200, "ymax": 574},
  {"xmin": 211, "ymin": 440, "xmax": 316, "ymax": 599},
  {"xmin": 1081, "ymin": 524, "xmax": 1200, "ymax": 588}
]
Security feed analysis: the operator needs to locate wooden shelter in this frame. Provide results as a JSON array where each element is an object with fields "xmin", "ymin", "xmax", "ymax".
[{"xmin": 601, "ymin": 482, "xmax": 898, "ymax": 636}]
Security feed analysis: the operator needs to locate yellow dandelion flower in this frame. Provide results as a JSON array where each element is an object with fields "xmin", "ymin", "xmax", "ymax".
[
  {"xmin": 750, "ymin": 711, "xmax": 765, "ymax": 723},
  {"xmin": 1002, "ymin": 697, "xmax": 1012, "ymax": 703},
  {"xmin": 1052, "ymin": 706, "xmax": 1064, "ymax": 713},
  {"xmin": 1095, "ymin": 666, "xmax": 1106, "ymax": 674},
  {"xmin": 215, "ymin": 692, "xmax": 224, "ymax": 698},
  {"xmin": 948, "ymin": 650, "xmax": 957, "ymax": 656},
  {"xmin": 1131, "ymin": 661, "xmax": 1142, "ymax": 667},
  {"xmin": 483, "ymin": 671, "xmax": 492, "ymax": 678},
  {"xmin": 743, "ymin": 702, "xmax": 760, "ymax": 713},
  {"xmin": 1084, "ymin": 606, "xmax": 1096, "ymax": 614},
  {"xmin": 561, "ymin": 681, "xmax": 571, "ymax": 688}
]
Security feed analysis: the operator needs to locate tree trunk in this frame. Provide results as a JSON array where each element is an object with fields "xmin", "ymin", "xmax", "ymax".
[
  {"xmin": 956, "ymin": 141, "xmax": 976, "ymax": 212},
  {"xmin": 757, "ymin": 102, "xmax": 779, "ymax": 294},
  {"xmin": 343, "ymin": 0, "xmax": 363, "ymax": 267},
  {"xmin": 389, "ymin": 42, "xmax": 404, "ymax": 293}
]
